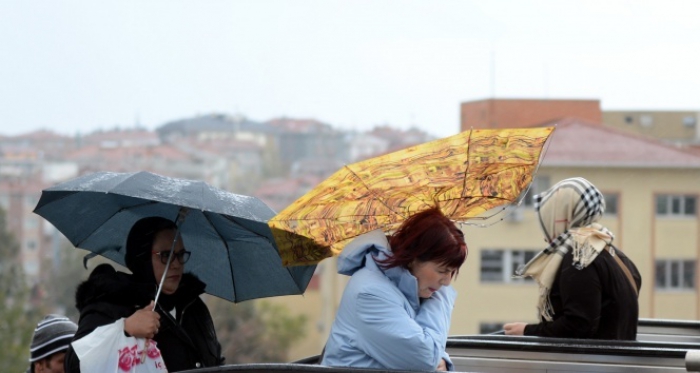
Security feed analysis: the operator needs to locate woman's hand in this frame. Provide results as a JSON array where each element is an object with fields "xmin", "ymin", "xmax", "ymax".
[
  {"xmin": 503, "ymin": 322, "xmax": 527, "ymax": 336},
  {"xmin": 124, "ymin": 300, "xmax": 160, "ymax": 339},
  {"xmin": 436, "ymin": 358, "xmax": 448, "ymax": 371}
]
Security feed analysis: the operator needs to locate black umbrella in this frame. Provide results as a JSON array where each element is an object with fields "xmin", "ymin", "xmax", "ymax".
[{"xmin": 33, "ymin": 171, "xmax": 316, "ymax": 302}]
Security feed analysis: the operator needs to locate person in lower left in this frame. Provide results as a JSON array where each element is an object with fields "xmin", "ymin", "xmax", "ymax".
[{"xmin": 27, "ymin": 314, "xmax": 78, "ymax": 373}]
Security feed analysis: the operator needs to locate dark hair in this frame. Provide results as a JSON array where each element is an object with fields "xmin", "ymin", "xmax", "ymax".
[
  {"xmin": 124, "ymin": 216, "xmax": 177, "ymax": 280},
  {"xmin": 378, "ymin": 207, "xmax": 467, "ymax": 274}
]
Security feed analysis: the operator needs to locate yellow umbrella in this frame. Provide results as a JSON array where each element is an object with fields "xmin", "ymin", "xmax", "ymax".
[{"xmin": 269, "ymin": 126, "xmax": 555, "ymax": 266}]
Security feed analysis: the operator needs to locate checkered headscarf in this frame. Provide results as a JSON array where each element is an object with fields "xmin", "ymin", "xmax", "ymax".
[{"xmin": 516, "ymin": 177, "xmax": 613, "ymax": 321}]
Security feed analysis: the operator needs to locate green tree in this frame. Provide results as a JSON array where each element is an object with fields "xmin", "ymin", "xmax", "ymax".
[
  {"xmin": 261, "ymin": 138, "xmax": 286, "ymax": 179},
  {"xmin": 0, "ymin": 208, "xmax": 44, "ymax": 372},
  {"xmin": 209, "ymin": 298, "xmax": 307, "ymax": 363},
  {"xmin": 42, "ymin": 241, "xmax": 90, "ymax": 321}
]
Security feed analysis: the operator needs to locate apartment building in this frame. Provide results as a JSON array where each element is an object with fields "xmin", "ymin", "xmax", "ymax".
[
  {"xmin": 456, "ymin": 117, "xmax": 700, "ymax": 333},
  {"xmin": 603, "ymin": 110, "xmax": 700, "ymax": 144},
  {"xmin": 461, "ymin": 98, "xmax": 700, "ymax": 146}
]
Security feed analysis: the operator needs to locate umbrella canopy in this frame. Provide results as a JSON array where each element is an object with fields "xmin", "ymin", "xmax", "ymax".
[
  {"xmin": 33, "ymin": 171, "xmax": 316, "ymax": 302},
  {"xmin": 269, "ymin": 126, "xmax": 555, "ymax": 266}
]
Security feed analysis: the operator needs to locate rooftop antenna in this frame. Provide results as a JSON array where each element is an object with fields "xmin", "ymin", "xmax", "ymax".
[
  {"xmin": 134, "ymin": 109, "xmax": 141, "ymax": 129},
  {"xmin": 489, "ymin": 49, "xmax": 496, "ymax": 128},
  {"xmin": 490, "ymin": 50, "xmax": 496, "ymax": 99},
  {"xmin": 543, "ymin": 62, "xmax": 550, "ymax": 99}
]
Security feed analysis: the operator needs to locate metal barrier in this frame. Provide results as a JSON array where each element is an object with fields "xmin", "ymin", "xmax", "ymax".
[
  {"xmin": 478, "ymin": 319, "xmax": 700, "ymax": 343},
  {"xmin": 638, "ymin": 318, "xmax": 700, "ymax": 344},
  {"xmin": 447, "ymin": 335, "xmax": 695, "ymax": 372},
  {"xmin": 184, "ymin": 326, "xmax": 700, "ymax": 373},
  {"xmin": 179, "ymin": 363, "xmax": 434, "ymax": 373},
  {"xmin": 183, "ymin": 344, "xmax": 700, "ymax": 372}
]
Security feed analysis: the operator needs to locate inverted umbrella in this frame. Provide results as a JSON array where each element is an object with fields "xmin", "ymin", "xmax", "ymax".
[
  {"xmin": 269, "ymin": 127, "xmax": 555, "ymax": 266},
  {"xmin": 33, "ymin": 171, "xmax": 316, "ymax": 302}
]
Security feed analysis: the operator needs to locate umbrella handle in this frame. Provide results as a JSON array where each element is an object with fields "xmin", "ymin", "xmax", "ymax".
[
  {"xmin": 153, "ymin": 208, "xmax": 189, "ymax": 306},
  {"xmin": 140, "ymin": 339, "xmax": 150, "ymax": 363}
]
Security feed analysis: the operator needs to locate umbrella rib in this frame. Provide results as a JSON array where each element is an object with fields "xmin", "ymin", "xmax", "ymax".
[
  {"xmin": 458, "ymin": 128, "xmax": 474, "ymax": 218},
  {"xmin": 73, "ymin": 199, "xmax": 161, "ymax": 247},
  {"xmin": 200, "ymin": 212, "xmax": 238, "ymax": 301},
  {"xmin": 222, "ymin": 215, "xmax": 308, "ymax": 294},
  {"xmin": 342, "ymin": 165, "xmax": 410, "ymax": 220},
  {"xmin": 203, "ymin": 213, "xmax": 307, "ymax": 299},
  {"xmin": 276, "ymin": 194, "xmax": 514, "ymax": 223}
]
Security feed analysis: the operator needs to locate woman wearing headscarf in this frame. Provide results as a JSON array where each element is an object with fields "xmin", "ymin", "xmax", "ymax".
[
  {"xmin": 503, "ymin": 177, "xmax": 641, "ymax": 340},
  {"xmin": 321, "ymin": 207, "xmax": 467, "ymax": 371},
  {"xmin": 64, "ymin": 216, "xmax": 224, "ymax": 372}
]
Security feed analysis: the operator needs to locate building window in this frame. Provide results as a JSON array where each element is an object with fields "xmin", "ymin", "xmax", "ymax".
[
  {"xmin": 683, "ymin": 116, "xmax": 697, "ymax": 128},
  {"xmin": 479, "ymin": 322, "xmax": 504, "ymax": 334},
  {"xmin": 481, "ymin": 250, "xmax": 504, "ymax": 282},
  {"xmin": 656, "ymin": 195, "xmax": 697, "ymax": 217},
  {"xmin": 480, "ymin": 249, "xmax": 538, "ymax": 283},
  {"xmin": 523, "ymin": 175, "xmax": 550, "ymax": 207},
  {"xmin": 624, "ymin": 115, "xmax": 634, "ymax": 124},
  {"xmin": 604, "ymin": 193, "xmax": 619, "ymax": 216},
  {"xmin": 656, "ymin": 260, "xmax": 695, "ymax": 290},
  {"xmin": 640, "ymin": 114, "xmax": 654, "ymax": 127}
]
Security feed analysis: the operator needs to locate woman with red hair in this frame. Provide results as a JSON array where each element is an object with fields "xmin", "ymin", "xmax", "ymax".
[{"xmin": 321, "ymin": 207, "xmax": 467, "ymax": 371}]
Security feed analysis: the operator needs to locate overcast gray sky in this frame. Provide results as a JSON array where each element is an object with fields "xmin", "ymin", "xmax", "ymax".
[{"xmin": 1, "ymin": 0, "xmax": 698, "ymax": 138}]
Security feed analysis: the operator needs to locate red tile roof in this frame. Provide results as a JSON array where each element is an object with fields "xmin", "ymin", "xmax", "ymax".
[
  {"xmin": 0, "ymin": 178, "xmax": 47, "ymax": 194},
  {"xmin": 266, "ymin": 118, "xmax": 332, "ymax": 133},
  {"xmin": 686, "ymin": 144, "xmax": 700, "ymax": 156},
  {"xmin": 176, "ymin": 138, "xmax": 263, "ymax": 153},
  {"xmin": 12, "ymin": 129, "xmax": 70, "ymax": 140},
  {"xmin": 83, "ymin": 129, "xmax": 158, "ymax": 144},
  {"xmin": 537, "ymin": 117, "xmax": 700, "ymax": 168},
  {"xmin": 255, "ymin": 178, "xmax": 302, "ymax": 196},
  {"xmin": 64, "ymin": 144, "xmax": 191, "ymax": 161}
]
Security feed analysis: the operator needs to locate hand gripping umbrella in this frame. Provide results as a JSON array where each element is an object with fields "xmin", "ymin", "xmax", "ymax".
[
  {"xmin": 33, "ymin": 171, "xmax": 316, "ymax": 302},
  {"xmin": 269, "ymin": 126, "xmax": 555, "ymax": 266}
]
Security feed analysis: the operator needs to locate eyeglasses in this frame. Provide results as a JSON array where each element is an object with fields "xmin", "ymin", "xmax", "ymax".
[{"xmin": 152, "ymin": 250, "xmax": 191, "ymax": 265}]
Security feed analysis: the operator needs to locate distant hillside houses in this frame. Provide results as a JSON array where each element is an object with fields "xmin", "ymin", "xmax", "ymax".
[{"xmin": 0, "ymin": 113, "xmax": 436, "ymax": 285}]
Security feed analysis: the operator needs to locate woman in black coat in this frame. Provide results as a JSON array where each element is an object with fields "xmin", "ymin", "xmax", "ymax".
[
  {"xmin": 65, "ymin": 216, "xmax": 224, "ymax": 372},
  {"xmin": 503, "ymin": 177, "xmax": 641, "ymax": 340}
]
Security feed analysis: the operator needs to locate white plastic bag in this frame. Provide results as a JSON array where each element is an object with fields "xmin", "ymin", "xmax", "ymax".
[{"xmin": 72, "ymin": 318, "xmax": 168, "ymax": 373}]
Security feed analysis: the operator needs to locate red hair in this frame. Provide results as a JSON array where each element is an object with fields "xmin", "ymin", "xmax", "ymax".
[{"xmin": 378, "ymin": 207, "xmax": 467, "ymax": 274}]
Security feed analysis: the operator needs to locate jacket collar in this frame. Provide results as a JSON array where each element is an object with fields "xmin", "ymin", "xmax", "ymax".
[
  {"xmin": 75, "ymin": 263, "xmax": 206, "ymax": 312},
  {"xmin": 337, "ymin": 230, "xmax": 421, "ymax": 312}
]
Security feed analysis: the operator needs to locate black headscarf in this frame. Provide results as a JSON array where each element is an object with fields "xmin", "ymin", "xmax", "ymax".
[
  {"xmin": 125, "ymin": 216, "xmax": 177, "ymax": 284},
  {"xmin": 124, "ymin": 216, "xmax": 204, "ymax": 312}
]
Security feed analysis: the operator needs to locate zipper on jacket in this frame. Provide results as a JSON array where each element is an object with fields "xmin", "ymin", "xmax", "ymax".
[{"xmin": 179, "ymin": 298, "xmax": 197, "ymax": 326}]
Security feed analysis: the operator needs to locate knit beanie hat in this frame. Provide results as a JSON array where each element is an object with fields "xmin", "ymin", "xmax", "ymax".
[{"xmin": 29, "ymin": 314, "xmax": 77, "ymax": 362}]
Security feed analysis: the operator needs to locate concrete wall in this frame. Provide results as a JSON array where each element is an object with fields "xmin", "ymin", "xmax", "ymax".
[{"xmin": 603, "ymin": 111, "xmax": 700, "ymax": 142}]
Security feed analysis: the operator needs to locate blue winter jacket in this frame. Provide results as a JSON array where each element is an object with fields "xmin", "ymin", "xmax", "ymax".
[{"xmin": 321, "ymin": 229, "xmax": 457, "ymax": 371}]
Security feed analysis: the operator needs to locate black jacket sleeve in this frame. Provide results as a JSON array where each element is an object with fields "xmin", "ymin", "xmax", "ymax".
[
  {"xmin": 523, "ymin": 254, "xmax": 602, "ymax": 338},
  {"xmin": 64, "ymin": 304, "xmax": 135, "ymax": 373}
]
